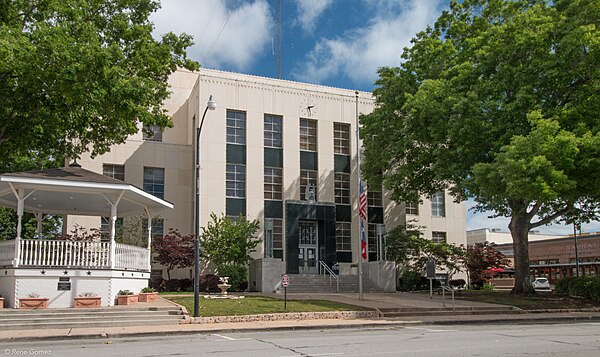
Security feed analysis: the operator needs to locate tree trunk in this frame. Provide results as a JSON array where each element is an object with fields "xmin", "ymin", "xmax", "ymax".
[{"xmin": 509, "ymin": 210, "xmax": 535, "ymax": 295}]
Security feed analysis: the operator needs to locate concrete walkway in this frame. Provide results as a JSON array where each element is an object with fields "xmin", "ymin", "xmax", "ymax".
[{"xmin": 1, "ymin": 292, "xmax": 599, "ymax": 342}]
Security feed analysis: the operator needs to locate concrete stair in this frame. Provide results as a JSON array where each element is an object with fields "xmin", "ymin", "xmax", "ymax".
[
  {"xmin": 282, "ymin": 274, "xmax": 383, "ymax": 293},
  {"xmin": 377, "ymin": 306, "xmax": 523, "ymax": 318},
  {"xmin": 0, "ymin": 306, "xmax": 184, "ymax": 330}
]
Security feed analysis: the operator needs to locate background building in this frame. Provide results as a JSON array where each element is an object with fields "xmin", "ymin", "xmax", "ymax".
[{"xmin": 75, "ymin": 68, "xmax": 467, "ymax": 291}]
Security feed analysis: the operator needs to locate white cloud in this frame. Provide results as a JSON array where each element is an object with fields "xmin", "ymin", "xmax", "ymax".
[
  {"xmin": 292, "ymin": 0, "xmax": 444, "ymax": 86},
  {"xmin": 296, "ymin": 0, "xmax": 335, "ymax": 33},
  {"xmin": 151, "ymin": 0, "xmax": 272, "ymax": 70}
]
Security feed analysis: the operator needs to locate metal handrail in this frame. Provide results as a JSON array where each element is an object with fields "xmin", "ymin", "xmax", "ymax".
[
  {"xmin": 318, "ymin": 261, "xmax": 339, "ymax": 292},
  {"xmin": 441, "ymin": 285, "xmax": 455, "ymax": 311}
]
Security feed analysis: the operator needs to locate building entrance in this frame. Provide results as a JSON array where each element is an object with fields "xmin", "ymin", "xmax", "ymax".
[{"xmin": 298, "ymin": 221, "xmax": 318, "ymax": 274}]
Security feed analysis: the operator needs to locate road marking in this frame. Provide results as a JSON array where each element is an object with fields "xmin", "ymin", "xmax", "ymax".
[
  {"xmin": 212, "ymin": 333, "xmax": 251, "ymax": 341},
  {"xmin": 281, "ymin": 354, "xmax": 345, "ymax": 357},
  {"xmin": 404, "ymin": 327, "xmax": 457, "ymax": 332}
]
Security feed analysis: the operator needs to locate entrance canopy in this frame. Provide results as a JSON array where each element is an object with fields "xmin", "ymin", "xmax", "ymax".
[{"xmin": 0, "ymin": 166, "xmax": 173, "ymax": 216}]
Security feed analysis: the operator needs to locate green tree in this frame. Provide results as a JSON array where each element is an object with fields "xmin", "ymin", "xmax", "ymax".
[
  {"xmin": 361, "ymin": 0, "xmax": 599, "ymax": 294},
  {"xmin": 0, "ymin": 0, "xmax": 198, "ymax": 167},
  {"xmin": 200, "ymin": 213, "xmax": 261, "ymax": 269},
  {"xmin": 385, "ymin": 223, "xmax": 464, "ymax": 276}
]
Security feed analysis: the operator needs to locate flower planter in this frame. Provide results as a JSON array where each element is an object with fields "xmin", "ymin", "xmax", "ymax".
[
  {"xmin": 0, "ymin": 297, "xmax": 4, "ymax": 309},
  {"xmin": 19, "ymin": 298, "xmax": 49, "ymax": 309},
  {"xmin": 138, "ymin": 292, "xmax": 158, "ymax": 303},
  {"xmin": 74, "ymin": 296, "xmax": 102, "ymax": 308},
  {"xmin": 116, "ymin": 294, "xmax": 138, "ymax": 305}
]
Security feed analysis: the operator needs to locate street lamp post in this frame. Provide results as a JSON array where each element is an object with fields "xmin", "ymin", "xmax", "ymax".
[{"xmin": 194, "ymin": 95, "xmax": 216, "ymax": 318}]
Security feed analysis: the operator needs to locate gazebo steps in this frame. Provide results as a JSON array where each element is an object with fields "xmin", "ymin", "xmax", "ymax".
[{"xmin": 0, "ymin": 306, "xmax": 184, "ymax": 330}]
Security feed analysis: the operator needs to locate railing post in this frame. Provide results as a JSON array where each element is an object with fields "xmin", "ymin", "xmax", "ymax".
[{"xmin": 109, "ymin": 203, "xmax": 117, "ymax": 269}]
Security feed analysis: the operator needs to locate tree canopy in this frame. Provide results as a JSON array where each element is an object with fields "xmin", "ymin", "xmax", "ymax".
[
  {"xmin": 361, "ymin": 0, "xmax": 599, "ymax": 294},
  {"xmin": 385, "ymin": 223, "xmax": 464, "ymax": 276},
  {"xmin": 200, "ymin": 213, "xmax": 261, "ymax": 269},
  {"xmin": 152, "ymin": 229, "xmax": 194, "ymax": 280},
  {"xmin": 0, "ymin": 0, "xmax": 198, "ymax": 168}
]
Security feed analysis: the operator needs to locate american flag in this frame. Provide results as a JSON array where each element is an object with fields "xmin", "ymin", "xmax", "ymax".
[
  {"xmin": 359, "ymin": 180, "xmax": 368, "ymax": 221},
  {"xmin": 360, "ymin": 220, "xmax": 368, "ymax": 260}
]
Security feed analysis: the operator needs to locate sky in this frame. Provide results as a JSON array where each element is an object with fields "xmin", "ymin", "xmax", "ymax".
[{"xmin": 150, "ymin": 0, "xmax": 600, "ymax": 236}]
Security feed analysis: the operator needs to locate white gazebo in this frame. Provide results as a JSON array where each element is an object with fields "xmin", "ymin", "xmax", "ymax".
[{"xmin": 0, "ymin": 165, "xmax": 173, "ymax": 308}]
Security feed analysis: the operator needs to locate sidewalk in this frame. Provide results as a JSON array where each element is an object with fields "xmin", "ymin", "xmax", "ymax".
[{"xmin": 2, "ymin": 292, "xmax": 600, "ymax": 342}]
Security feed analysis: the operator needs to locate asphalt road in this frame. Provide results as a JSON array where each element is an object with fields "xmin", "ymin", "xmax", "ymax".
[{"xmin": 4, "ymin": 322, "xmax": 600, "ymax": 357}]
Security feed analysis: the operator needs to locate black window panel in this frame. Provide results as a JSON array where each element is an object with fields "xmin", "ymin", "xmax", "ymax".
[
  {"xmin": 335, "ymin": 205, "xmax": 351, "ymax": 222},
  {"xmin": 264, "ymin": 200, "xmax": 283, "ymax": 218},
  {"xmin": 334, "ymin": 155, "xmax": 351, "ymax": 173},
  {"xmin": 226, "ymin": 198, "xmax": 246, "ymax": 217},
  {"xmin": 226, "ymin": 144, "xmax": 246, "ymax": 164},
  {"xmin": 264, "ymin": 147, "xmax": 283, "ymax": 168},
  {"xmin": 336, "ymin": 252, "xmax": 352, "ymax": 263},
  {"xmin": 273, "ymin": 249, "xmax": 283, "ymax": 259},
  {"xmin": 368, "ymin": 207, "xmax": 384, "ymax": 223},
  {"xmin": 368, "ymin": 252, "xmax": 377, "ymax": 262},
  {"xmin": 300, "ymin": 151, "xmax": 318, "ymax": 170}
]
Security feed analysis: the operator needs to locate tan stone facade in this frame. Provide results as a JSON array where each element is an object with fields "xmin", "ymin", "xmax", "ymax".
[{"xmin": 75, "ymin": 68, "xmax": 466, "ymax": 282}]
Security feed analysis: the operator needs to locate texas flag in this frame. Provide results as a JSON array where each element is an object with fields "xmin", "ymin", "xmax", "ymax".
[{"xmin": 360, "ymin": 220, "xmax": 367, "ymax": 260}]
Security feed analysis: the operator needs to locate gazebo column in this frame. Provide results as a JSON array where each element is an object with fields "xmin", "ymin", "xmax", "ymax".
[
  {"xmin": 12, "ymin": 187, "xmax": 25, "ymax": 268},
  {"xmin": 34, "ymin": 212, "xmax": 43, "ymax": 239},
  {"xmin": 106, "ymin": 191, "xmax": 124, "ymax": 269},
  {"xmin": 145, "ymin": 207, "xmax": 152, "ymax": 272}
]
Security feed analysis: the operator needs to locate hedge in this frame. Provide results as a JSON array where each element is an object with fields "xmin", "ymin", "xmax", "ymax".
[{"xmin": 555, "ymin": 276, "xmax": 600, "ymax": 301}]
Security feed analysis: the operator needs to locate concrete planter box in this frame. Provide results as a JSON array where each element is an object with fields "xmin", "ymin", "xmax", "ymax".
[
  {"xmin": 74, "ymin": 296, "xmax": 102, "ymax": 308},
  {"xmin": 19, "ymin": 297, "xmax": 49, "ymax": 309},
  {"xmin": 138, "ymin": 292, "xmax": 158, "ymax": 302},
  {"xmin": 0, "ymin": 297, "xmax": 4, "ymax": 309},
  {"xmin": 116, "ymin": 294, "xmax": 138, "ymax": 305}
]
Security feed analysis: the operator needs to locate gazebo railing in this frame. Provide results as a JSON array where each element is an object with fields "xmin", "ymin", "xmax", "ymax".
[
  {"xmin": 115, "ymin": 243, "xmax": 149, "ymax": 271},
  {"xmin": 0, "ymin": 239, "xmax": 149, "ymax": 271},
  {"xmin": 0, "ymin": 240, "xmax": 15, "ymax": 266}
]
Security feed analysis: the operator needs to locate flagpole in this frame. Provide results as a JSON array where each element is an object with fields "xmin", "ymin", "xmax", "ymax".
[{"xmin": 355, "ymin": 91, "xmax": 364, "ymax": 301}]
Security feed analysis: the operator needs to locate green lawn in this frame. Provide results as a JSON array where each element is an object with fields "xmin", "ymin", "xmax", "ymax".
[
  {"xmin": 164, "ymin": 295, "xmax": 368, "ymax": 317},
  {"xmin": 455, "ymin": 290, "xmax": 600, "ymax": 310}
]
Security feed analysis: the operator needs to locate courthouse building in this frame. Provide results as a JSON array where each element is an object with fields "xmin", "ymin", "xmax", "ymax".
[{"xmin": 75, "ymin": 68, "xmax": 467, "ymax": 292}]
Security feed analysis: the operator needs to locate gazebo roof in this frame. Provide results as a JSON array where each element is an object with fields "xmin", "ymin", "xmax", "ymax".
[{"xmin": 0, "ymin": 166, "xmax": 173, "ymax": 216}]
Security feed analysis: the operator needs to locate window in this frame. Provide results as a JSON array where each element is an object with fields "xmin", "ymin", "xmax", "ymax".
[
  {"xmin": 272, "ymin": 218, "xmax": 283, "ymax": 251},
  {"xmin": 300, "ymin": 170, "xmax": 317, "ymax": 201},
  {"xmin": 405, "ymin": 201, "xmax": 419, "ymax": 215},
  {"xmin": 334, "ymin": 123, "xmax": 350, "ymax": 155},
  {"xmin": 142, "ymin": 218, "xmax": 164, "ymax": 239},
  {"xmin": 100, "ymin": 217, "xmax": 123, "ymax": 241},
  {"xmin": 431, "ymin": 191, "xmax": 446, "ymax": 217},
  {"xmin": 367, "ymin": 190, "xmax": 383, "ymax": 207},
  {"xmin": 264, "ymin": 114, "xmax": 283, "ymax": 148},
  {"xmin": 143, "ymin": 124, "xmax": 163, "ymax": 142},
  {"xmin": 226, "ymin": 164, "xmax": 246, "ymax": 198},
  {"xmin": 432, "ymin": 231, "xmax": 447, "ymax": 243},
  {"xmin": 336, "ymin": 222, "xmax": 352, "ymax": 251},
  {"xmin": 299, "ymin": 118, "xmax": 317, "ymax": 151},
  {"xmin": 264, "ymin": 167, "xmax": 283, "ymax": 200},
  {"xmin": 368, "ymin": 223, "xmax": 377, "ymax": 253},
  {"xmin": 143, "ymin": 167, "xmax": 164, "ymax": 199},
  {"xmin": 334, "ymin": 173, "xmax": 350, "ymax": 204},
  {"xmin": 103, "ymin": 164, "xmax": 125, "ymax": 181},
  {"xmin": 226, "ymin": 110, "xmax": 246, "ymax": 144}
]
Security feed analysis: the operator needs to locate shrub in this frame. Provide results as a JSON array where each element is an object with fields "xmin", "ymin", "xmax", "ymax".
[
  {"xmin": 200, "ymin": 274, "xmax": 222, "ymax": 293},
  {"xmin": 398, "ymin": 270, "xmax": 422, "ymax": 292},
  {"xmin": 141, "ymin": 287, "xmax": 156, "ymax": 293},
  {"xmin": 150, "ymin": 277, "xmax": 165, "ymax": 292},
  {"xmin": 164, "ymin": 279, "xmax": 182, "ymax": 292},
  {"xmin": 481, "ymin": 283, "xmax": 495, "ymax": 291},
  {"xmin": 117, "ymin": 289, "xmax": 134, "ymax": 295},
  {"xmin": 218, "ymin": 265, "xmax": 248, "ymax": 292},
  {"xmin": 449, "ymin": 279, "xmax": 466, "ymax": 289},
  {"xmin": 555, "ymin": 276, "xmax": 600, "ymax": 301}
]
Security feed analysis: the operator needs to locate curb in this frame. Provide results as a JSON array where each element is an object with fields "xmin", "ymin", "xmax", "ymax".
[{"xmin": 3, "ymin": 314, "xmax": 600, "ymax": 343}]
